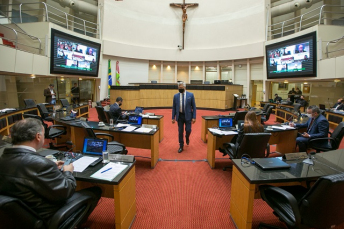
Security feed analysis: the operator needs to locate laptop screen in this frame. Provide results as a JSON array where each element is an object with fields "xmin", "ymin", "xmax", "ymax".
[
  {"xmin": 269, "ymin": 99, "xmax": 274, "ymax": 103},
  {"xmin": 128, "ymin": 115, "xmax": 142, "ymax": 125},
  {"xmin": 134, "ymin": 106, "xmax": 144, "ymax": 114},
  {"xmin": 219, "ymin": 118, "xmax": 233, "ymax": 128},
  {"xmin": 82, "ymin": 138, "xmax": 108, "ymax": 156}
]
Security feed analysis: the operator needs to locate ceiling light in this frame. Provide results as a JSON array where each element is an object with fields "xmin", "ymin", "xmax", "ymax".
[
  {"xmin": 30, "ymin": 74, "xmax": 36, "ymax": 78},
  {"xmin": 167, "ymin": 65, "xmax": 171, "ymax": 70},
  {"xmin": 79, "ymin": 77, "xmax": 82, "ymax": 80},
  {"xmin": 334, "ymin": 79, "xmax": 341, "ymax": 83},
  {"xmin": 152, "ymin": 65, "xmax": 156, "ymax": 69},
  {"xmin": 303, "ymin": 82, "xmax": 308, "ymax": 84},
  {"xmin": 284, "ymin": 80, "xmax": 288, "ymax": 83},
  {"xmin": 195, "ymin": 66, "xmax": 199, "ymax": 70}
]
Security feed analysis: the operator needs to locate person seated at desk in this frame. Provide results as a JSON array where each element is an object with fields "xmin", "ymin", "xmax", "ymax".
[
  {"xmin": 289, "ymin": 105, "xmax": 329, "ymax": 152},
  {"xmin": 274, "ymin": 94, "xmax": 282, "ymax": 103},
  {"xmin": 298, "ymin": 95, "xmax": 308, "ymax": 107},
  {"xmin": 232, "ymin": 111, "xmax": 264, "ymax": 146},
  {"xmin": 0, "ymin": 118, "xmax": 102, "ymax": 225},
  {"xmin": 295, "ymin": 87, "xmax": 302, "ymax": 95},
  {"xmin": 110, "ymin": 96, "xmax": 128, "ymax": 121},
  {"xmin": 281, "ymin": 97, "xmax": 293, "ymax": 105},
  {"xmin": 333, "ymin": 98, "xmax": 344, "ymax": 110}
]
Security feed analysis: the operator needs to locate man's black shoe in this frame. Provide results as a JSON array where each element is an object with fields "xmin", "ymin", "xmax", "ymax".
[
  {"xmin": 178, "ymin": 147, "xmax": 183, "ymax": 153},
  {"xmin": 186, "ymin": 139, "xmax": 189, "ymax": 145}
]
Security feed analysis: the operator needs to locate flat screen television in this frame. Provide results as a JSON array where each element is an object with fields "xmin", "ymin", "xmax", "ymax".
[
  {"xmin": 50, "ymin": 29, "xmax": 101, "ymax": 77},
  {"xmin": 266, "ymin": 31, "xmax": 316, "ymax": 79}
]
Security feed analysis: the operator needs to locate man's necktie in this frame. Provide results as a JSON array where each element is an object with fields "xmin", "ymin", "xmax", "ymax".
[
  {"xmin": 307, "ymin": 118, "xmax": 315, "ymax": 133},
  {"xmin": 182, "ymin": 94, "xmax": 185, "ymax": 113}
]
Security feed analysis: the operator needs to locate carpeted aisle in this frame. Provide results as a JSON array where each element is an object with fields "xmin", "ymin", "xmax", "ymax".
[{"xmin": 84, "ymin": 107, "xmax": 344, "ymax": 229}]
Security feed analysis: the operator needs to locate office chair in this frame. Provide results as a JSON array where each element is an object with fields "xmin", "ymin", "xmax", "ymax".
[
  {"xmin": 96, "ymin": 101, "xmax": 102, "ymax": 107},
  {"xmin": 0, "ymin": 194, "xmax": 93, "ymax": 229},
  {"xmin": 95, "ymin": 106, "xmax": 108, "ymax": 123},
  {"xmin": 261, "ymin": 106, "xmax": 273, "ymax": 124},
  {"xmin": 259, "ymin": 173, "xmax": 344, "ymax": 229},
  {"xmin": 308, "ymin": 122, "xmax": 344, "ymax": 152},
  {"xmin": 219, "ymin": 133, "xmax": 271, "ymax": 171},
  {"xmin": 23, "ymin": 114, "xmax": 67, "ymax": 149},
  {"xmin": 23, "ymin": 99, "xmax": 36, "ymax": 108},
  {"xmin": 293, "ymin": 103, "xmax": 301, "ymax": 114},
  {"xmin": 60, "ymin": 99, "xmax": 70, "ymax": 108},
  {"xmin": 37, "ymin": 103, "xmax": 53, "ymax": 123},
  {"xmin": 85, "ymin": 128, "xmax": 128, "ymax": 155},
  {"xmin": 231, "ymin": 111, "xmax": 248, "ymax": 125},
  {"xmin": 319, "ymin": 104, "xmax": 326, "ymax": 110}
]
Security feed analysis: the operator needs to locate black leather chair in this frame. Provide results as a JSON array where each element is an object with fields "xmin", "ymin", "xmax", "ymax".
[
  {"xmin": 261, "ymin": 106, "xmax": 273, "ymax": 124},
  {"xmin": 60, "ymin": 99, "xmax": 70, "ymax": 108},
  {"xmin": 293, "ymin": 103, "xmax": 301, "ymax": 114},
  {"xmin": 96, "ymin": 101, "xmax": 102, "ymax": 107},
  {"xmin": 219, "ymin": 133, "xmax": 271, "ymax": 171},
  {"xmin": 85, "ymin": 128, "xmax": 128, "ymax": 155},
  {"xmin": 309, "ymin": 122, "xmax": 344, "ymax": 152},
  {"xmin": 23, "ymin": 114, "xmax": 67, "ymax": 149},
  {"xmin": 24, "ymin": 99, "xmax": 36, "ymax": 108},
  {"xmin": 95, "ymin": 106, "xmax": 108, "ymax": 123},
  {"xmin": 231, "ymin": 111, "xmax": 248, "ymax": 125},
  {"xmin": 261, "ymin": 103, "xmax": 270, "ymax": 114},
  {"xmin": 0, "ymin": 194, "xmax": 93, "ymax": 229},
  {"xmin": 259, "ymin": 173, "xmax": 344, "ymax": 229},
  {"xmin": 37, "ymin": 103, "xmax": 53, "ymax": 123}
]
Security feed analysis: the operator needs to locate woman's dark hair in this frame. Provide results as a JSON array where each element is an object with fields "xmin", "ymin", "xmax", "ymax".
[
  {"xmin": 243, "ymin": 111, "xmax": 263, "ymax": 133},
  {"xmin": 10, "ymin": 118, "xmax": 43, "ymax": 145}
]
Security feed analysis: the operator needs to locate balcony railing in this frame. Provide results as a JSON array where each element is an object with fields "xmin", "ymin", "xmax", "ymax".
[{"xmin": 267, "ymin": 4, "xmax": 344, "ymax": 40}]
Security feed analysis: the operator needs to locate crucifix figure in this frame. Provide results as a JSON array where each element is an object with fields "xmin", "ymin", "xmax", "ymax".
[{"xmin": 170, "ymin": 0, "xmax": 199, "ymax": 50}]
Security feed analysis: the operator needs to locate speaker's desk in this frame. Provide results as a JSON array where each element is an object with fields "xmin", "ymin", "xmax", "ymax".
[
  {"xmin": 74, "ymin": 160, "xmax": 136, "ymax": 229},
  {"xmin": 207, "ymin": 125, "xmax": 298, "ymax": 169},
  {"xmin": 201, "ymin": 111, "xmax": 262, "ymax": 143},
  {"xmin": 55, "ymin": 120, "xmax": 160, "ymax": 168},
  {"xmin": 230, "ymin": 149, "xmax": 344, "ymax": 229}
]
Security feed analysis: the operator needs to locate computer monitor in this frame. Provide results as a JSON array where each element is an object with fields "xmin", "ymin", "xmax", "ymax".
[
  {"xmin": 128, "ymin": 115, "xmax": 143, "ymax": 125},
  {"xmin": 214, "ymin": 80, "xmax": 221, "ymax": 84},
  {"xmin": 134, "ymin": 106, "xmax": 144, "ymax": 114},
  {"xmin": 82, "ymin": 138, "xmax": 108, "ymax": 156},
  {"xmin": 219, "ymin": 118, "xmax": 233, "ymax": 128}
]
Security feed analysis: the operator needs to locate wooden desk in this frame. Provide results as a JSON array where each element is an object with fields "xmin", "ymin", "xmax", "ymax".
[
  {"xmin": 55, "ymin": 120, "xmax": 160, "ymax": 168},
  {"xmin": 206, "ymin": 127, "xmax": 298, "ymax": 169},
  {"xmin": 143, "ymin": 116, "xmax": 164, "ymax": 142},
  {"xmin": 325, "ymin": 110, "xmax": 344, "ymax": 129},
  {"xmin": 74, "ymin": 161, "xmax": 136, "ymax": 229},
  {"xmin": 230, "ymin": 149, "xmax": 344, "ymax": 228},
  {"xmin": 260, "ymin": 102, "xmax": 305, "ymax": 113}
]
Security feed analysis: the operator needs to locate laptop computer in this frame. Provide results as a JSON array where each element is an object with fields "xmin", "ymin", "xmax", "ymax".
[
  {"xmin": 218, "ymin": 118, "xmax": 235, "ymax": 131},
  {"xmin": 253, "ymin": 158, "xmax": 291, "ymax": 170},
  {"xmin": 128, "ymin": 115, "xmax": 143, "ymax": 126},
  {"xmin": 82, "ymin": 138, "xmax": 108, "ymax": 156},
  {"xmin": 269, "ymin": 99, "xmax": 274, "ymax": 103},
  {"xmin": 134, "ymin": 106, "xmax": 144, "ymax": 114}
]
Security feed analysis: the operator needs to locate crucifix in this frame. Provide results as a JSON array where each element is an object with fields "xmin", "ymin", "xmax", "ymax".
[{"xmin": 170, "ymin": 0, "xmax": 199, "ymax": 50}]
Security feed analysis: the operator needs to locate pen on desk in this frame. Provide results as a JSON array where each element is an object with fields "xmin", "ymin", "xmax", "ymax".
[{"xmin": 101, "ymin": 167, "xmax": 112, "ymax": 173}]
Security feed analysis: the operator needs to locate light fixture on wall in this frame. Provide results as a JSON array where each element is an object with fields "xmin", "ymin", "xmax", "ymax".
[
  {"xmin": 303, "ymin": 82, "xmax": 308, "ymax": 84},
  {"xmin": 284, "ymin": 80, "xmax": 288, "ymax": 83},
  {"xmin": 152, "ymin": 65, "xmax": 156, "ymax": 69},
  {"xmin": 238, "ymin": 65, "xmax": 242, "ymax": 68},
  {"xmin": 167, "ymin": 65, "xmax": 171, "ymax": 70},
  {"xmin": 334, "ymin": 79, "xmax": 341, "ymax": 83},
  {"xmin": 30, "ymin": 74, "xmax": 36, "ymax": 79},
  {"xmin": 79, "ymin": 77, "xmax": 82, "ymax": 81},
  {"xmin": 195, "ymin": 66, "xmax": 199, "ymax": 70}
]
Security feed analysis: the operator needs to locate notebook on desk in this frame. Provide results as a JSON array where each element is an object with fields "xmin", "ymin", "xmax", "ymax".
[
  {"xmin": 218, "ymin": 118, "xmax": 235, "ymax": 131},
  {"xmin": 253, "ymin": 158, "xmax": 291, "ymax": 170}
]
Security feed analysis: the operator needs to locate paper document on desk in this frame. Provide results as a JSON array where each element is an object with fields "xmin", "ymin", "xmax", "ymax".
[
  {"xmin": 73, "ymin": 156, "xmax": 99, "ymax": 172},
  {"xmin": 209, "ymin": 128, "xmax": 238, "ymax": 135},
  {"xmin": 116, "ymin": 123, "xmax": 130, "ymax": 127},
  {"xmin": 134, "ymin": 127, "xmax": 152, "ymax": 133},
  {"xmin": 141, "ymin": 114, "xmax": 149, "ymax": 118},
  {"xmin": 221, "ymin": 131, "xmax": 238, "ymax": 135},
  {"xmin": 91, "ymin": 162, "xmax": 128, "ymax": 181},
  {"xmin": 271, "ymin": 125, "xmax": 295, "ymax": 130},
  {"xmin": 149, "ymin": 116, "xmax": 159, "ymax": 118},
  {"xmin": 121, "ymin": 126, "xmax": 137, "ymax": 132}
]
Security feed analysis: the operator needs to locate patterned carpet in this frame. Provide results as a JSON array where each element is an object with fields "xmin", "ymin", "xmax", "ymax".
[{"xmin": 83, "ymin": 107, "xmax": 344, "ymax": 229}]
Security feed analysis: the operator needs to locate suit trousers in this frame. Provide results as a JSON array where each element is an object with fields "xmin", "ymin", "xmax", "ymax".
[
  {"xmin": 178, "ymin": 113, "xmax": 191, "ymax": 147},
  {"xmin": 296, "ymin": 136, "xmax": 309, "ymax": 152}
]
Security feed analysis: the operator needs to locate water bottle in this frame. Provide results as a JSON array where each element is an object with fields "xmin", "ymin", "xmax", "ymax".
[{"xmin": 102, "ymin": 150, "xmax": 109, "ymax": 163}]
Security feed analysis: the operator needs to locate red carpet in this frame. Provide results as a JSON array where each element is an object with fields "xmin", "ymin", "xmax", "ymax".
[{"xmin": 83, "ymin": 108, "xmax": 344, "ymax": 229}]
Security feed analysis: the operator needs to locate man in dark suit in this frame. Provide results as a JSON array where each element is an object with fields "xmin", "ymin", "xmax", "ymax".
[
  {"xmin": 274, "ymin": 94, "xmax": 282, "ymax": 103},
  {"xmin": 333, "ymin": 98, "xmax": 344, "ymax": 109},
  {"xmin": 110, "ymin": 97, "xmax": 128, "ymax": 122},
  {"xmin": 289, "ymin": 105, "xmax": 329, "ymax": 152},
  {"xmin": 0, "ymin": 118, "xmax": 101, "ymax": 225},
  {"xmin": 298, "ymin": 95, "xmax": 308, "ymax": 107},
  {"xmin": 43, "ymin": 84, "xmax": 56, "ymax": 104},
  {"xmin": 172, "ymin": 82, "xmax": 196, "ymax": 153}
]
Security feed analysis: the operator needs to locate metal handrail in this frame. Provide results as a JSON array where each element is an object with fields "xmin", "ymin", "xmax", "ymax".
[
  {"xmin": 268, "ymin": 4, "xmax": 344, "ymax": 39},
  {"xmin": 326, "ymin": 36, "xmax": 344, "ymax": 58},
  {"xmin": 0, "ymin": 2, "xmax": 99, "ymax": 37}
]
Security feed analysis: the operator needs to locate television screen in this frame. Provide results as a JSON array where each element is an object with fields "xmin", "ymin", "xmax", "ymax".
[
  {"xmin": 266, "ymin": 32, "xmax": 316, "ymax": 79},
  {"xmin": 50, "ymin": 29, "xmax": 101, "ymax": 77}
]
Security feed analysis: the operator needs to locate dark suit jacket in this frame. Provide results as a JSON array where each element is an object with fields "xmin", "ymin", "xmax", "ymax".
[
  {"xmin": 43, "ymin": 88, "xmax": 56, "ymax": 103},
  {"xmin": 296, "ymin": 114, "xmax": 329, "ymax": 147},
  {"xmin": 274, "ymin": 96, "xmax": 282, "ymax": 103},
  {"xmin": 299, "ymin": 99, "xmax": 308, "ymax": 107},
  {"xmin": 172, "ymin": 91, "xmax": 196, "ymax": 122},
  {"xmin": 109, "ymin": 103, "xmax": 126, "ymax": 121},
  {"xmin": 334, "ymin": 103, "xmax": 344, "ymax": 110},
  {"xmin": 0, "ymin": 147, "xmax": 76, "ymax": 220}
]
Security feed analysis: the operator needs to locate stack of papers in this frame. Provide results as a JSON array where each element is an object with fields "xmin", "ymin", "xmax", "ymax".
[
  {"xmin": 91, "ymin": 162, "xmax": 128, "ymax": 181},
  {"xmin": 271, "ymin": 125, "xmax": 295, "ymax": 130},
  {"xmin": 116, "ymin": 123, "xmax": 130, "ymax": 127},
  {"xmin": 134, "ymin": 127, "xmax": 152, "ymax": 133},
  {"xmin": 149, "ymin": 116, "xmax": 159, "ymax": 118},
  {"xmin": 209, "ymin": 128, "xmax": 238, "ymax": 135},
  {"xmin": 73, "ymin": 156, "xmax": 100, "ymax": 172},
  {"xmin": 121, "ymin": 126, "xmax": 137, "ymax": 132}
]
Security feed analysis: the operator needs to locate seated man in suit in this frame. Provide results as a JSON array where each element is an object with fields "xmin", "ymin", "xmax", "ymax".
[
  {"xmin": 0, "ymin": 118, "xmax": 102, "ymax": 225},
  {"xmin": 109, "ymin": 96, "xmax": 128, "ymax": 122},
  {"xmin": 274, "ymin": 94, "xmax": 282, "ymax": 103},
  {"xmin": 333, "ymin": 98, "xmax": 344, "ymax": 110},
  {"xmin": 298, "ymin": 95, "xmax": 308, "ymax": 107},
  {"xmin": 289, "ymin": 105, "xmax": 329, "ymax": 152}
]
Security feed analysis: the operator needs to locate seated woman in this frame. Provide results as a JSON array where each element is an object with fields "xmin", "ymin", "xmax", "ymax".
[{"xmin": 232, "ymin": 111, "xmax": 265, "ymax": 146}]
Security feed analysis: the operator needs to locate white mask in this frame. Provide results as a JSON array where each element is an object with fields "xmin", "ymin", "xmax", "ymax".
[{"xmin": 306, "ymin": 113, "xmax": 312, "ymax": 118}]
